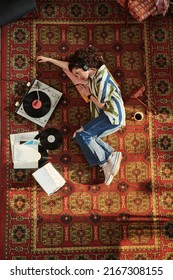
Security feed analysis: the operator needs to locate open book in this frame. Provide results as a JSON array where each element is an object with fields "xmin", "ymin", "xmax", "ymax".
[{"xmin": 32, "ymin": 162, "xmax": 66, "ymax": 195}]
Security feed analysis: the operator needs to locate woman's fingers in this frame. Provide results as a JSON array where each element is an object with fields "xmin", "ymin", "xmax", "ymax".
[
  {"xmin": 77, "ymin": 85, "xmax": 88, "ymax": 95},
  {"xmin": 77, "ymin": 84, "xmax": 84, "ymax": 90},
  {"xmin": 36, "ymin": 56, "xmax": 44, "ymax": 62}
]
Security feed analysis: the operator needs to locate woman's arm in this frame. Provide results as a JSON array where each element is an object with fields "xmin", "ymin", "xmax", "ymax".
[
  {"xmin": 36, "ymin": 56, "xmax": 69, "ymax": 70},
  {"xmin": 36, "ymin": 55, "xmax": 90, "ymax": 103},
  {"xmin": 80, "ymin": 86, "xmax": 105, "ymax": 109},
  {"xmin": 90, "ymin": 95, "xmax": 105, "ymax": 109}
]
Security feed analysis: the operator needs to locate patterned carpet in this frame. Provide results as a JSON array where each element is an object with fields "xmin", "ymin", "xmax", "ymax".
[{"xmin": 0, "ymin": 0, "xmax": 173, "ymax": 260}]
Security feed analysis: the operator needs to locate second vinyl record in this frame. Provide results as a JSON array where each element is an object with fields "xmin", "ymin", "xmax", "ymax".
[{"xmin": 38, "ymin": 128, "xmax": 63, "ymax": 150}]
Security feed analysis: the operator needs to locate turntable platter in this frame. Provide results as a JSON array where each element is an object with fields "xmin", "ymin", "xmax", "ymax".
[{"xmin": 23, "ymin": 90, "xmax": 51, "ymax": 118}]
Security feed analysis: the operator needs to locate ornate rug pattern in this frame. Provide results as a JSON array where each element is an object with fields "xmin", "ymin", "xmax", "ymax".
[{"xmin": 0, "ymin": 0, "xmax": 173, "ymax": 260}]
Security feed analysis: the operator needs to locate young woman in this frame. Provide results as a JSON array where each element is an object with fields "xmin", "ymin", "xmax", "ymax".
[{"xmin": 36, "ymin": 45, "xmax": 126, "ymax": 185}]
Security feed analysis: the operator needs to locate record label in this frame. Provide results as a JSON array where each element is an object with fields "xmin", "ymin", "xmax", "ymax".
[
  {"xmin": 32, "ymin": 99, "xmax": 42, "ymax": 109},
  {"xmin": 47, "ymin": 135, "xmax": 56, "ymax": 143}
]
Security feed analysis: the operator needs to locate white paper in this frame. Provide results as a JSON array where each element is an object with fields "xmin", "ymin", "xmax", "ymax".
[
  {"xmin": 32, "ymin": 162, "xmax": 66, "ymax": 195},
  {"xmin": 13, "ymin": 144, "xmax": 40, "ymax": 169}
]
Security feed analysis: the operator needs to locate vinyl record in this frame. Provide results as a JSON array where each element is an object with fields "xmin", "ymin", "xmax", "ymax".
[
  {"xmin": 38, "ymin": 145, "xmax": 48, "ymax": 168},
  {"xmin": 39, "ymin": 128, "xmax": 63, "ymax": 150},
  {"xmin": 23, "ymin": 90, "xmax": 51, "ymax": 118}
]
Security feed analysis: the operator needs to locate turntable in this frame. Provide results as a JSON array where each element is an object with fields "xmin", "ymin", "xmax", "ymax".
[{"xmin": 16, "ymin": 79, "xmax": 63, "ymax": 127}]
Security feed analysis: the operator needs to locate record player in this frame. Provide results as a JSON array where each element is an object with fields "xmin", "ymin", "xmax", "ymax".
[{"xmin": 16, "ymin": 79, "xmax": 63, "ymax": 127}]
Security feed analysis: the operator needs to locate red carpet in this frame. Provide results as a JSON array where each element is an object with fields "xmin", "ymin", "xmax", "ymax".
[{"xmin": 0, "ymin": 0, "xmax": 173, "ymax": 260}]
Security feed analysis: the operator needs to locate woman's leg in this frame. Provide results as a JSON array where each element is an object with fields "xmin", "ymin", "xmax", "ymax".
[{"xmin": 73, "ymin": 113, "xmax": 121, "ymax": 166}]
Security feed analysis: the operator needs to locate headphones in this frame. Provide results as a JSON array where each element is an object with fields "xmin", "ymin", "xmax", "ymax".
[
  {"xmin": 69, "ymin": 58, "xmax": 89, "ymax": 72},
  {"xmin": 75, "ymin": 59, "xmax": 89, "ymax": 71},
  {"xmin": 81, "ymin": 64, "xmax": 89, "ymax": 71}
]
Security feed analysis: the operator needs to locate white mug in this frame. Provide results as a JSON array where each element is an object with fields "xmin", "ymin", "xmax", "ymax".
[{"xmin": 133, "ymin": 111, "xmax": 144, "ymax": 121}]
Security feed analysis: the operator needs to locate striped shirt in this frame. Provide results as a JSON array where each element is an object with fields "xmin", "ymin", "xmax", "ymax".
[{"xmin": 89, "ymin": 64, "xmax": 126, "ymax": 126}]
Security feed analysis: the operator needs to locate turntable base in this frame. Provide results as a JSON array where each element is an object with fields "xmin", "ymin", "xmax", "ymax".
[{"xmin": 16, "ymin": 79, "xmax": 63, "ymax": 127}]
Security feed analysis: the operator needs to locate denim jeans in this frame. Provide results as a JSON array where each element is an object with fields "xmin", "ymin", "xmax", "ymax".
[{"xmin": 73, "ymin": 113, "xmax": 122, "ymax": 167}]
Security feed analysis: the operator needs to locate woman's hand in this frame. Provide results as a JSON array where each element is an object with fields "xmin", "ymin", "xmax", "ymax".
[
  {"xmin": 36, "ymin": 56, "xmax": 50, "ymax": 63},
  {"xmin": 77, "ymin": 84, "xmax": 90, "ymax": 96}
]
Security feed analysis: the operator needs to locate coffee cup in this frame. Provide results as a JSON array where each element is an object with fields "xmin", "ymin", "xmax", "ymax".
[{"xmin": 133, "ymin": 111, "xmax": 144, "ymax": 121}]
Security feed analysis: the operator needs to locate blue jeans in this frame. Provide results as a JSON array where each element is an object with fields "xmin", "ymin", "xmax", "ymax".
[{"xmin": 73, "ymin": 113, "xmax": 122, "ymax": 167}]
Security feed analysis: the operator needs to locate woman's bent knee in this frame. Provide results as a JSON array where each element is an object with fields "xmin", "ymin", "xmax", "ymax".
[{"xmin": 73, "ymin": 127, "xmax": 83, "ymax": 139}]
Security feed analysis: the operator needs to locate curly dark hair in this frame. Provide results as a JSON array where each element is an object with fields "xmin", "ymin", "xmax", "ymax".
[{"xmin": 68, "ymin": 45, "xmax": 105, "ymax": 71}]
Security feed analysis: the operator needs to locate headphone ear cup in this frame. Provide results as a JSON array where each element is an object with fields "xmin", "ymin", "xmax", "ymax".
[{"xmin": 82, "ymin": 64, "xmax": 89, "ymax": 71}]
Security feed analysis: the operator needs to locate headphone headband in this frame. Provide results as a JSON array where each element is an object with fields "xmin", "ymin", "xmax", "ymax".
[{"xmin": 69, "ymin": 58, "xmax": 89, "ymax": 72}]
